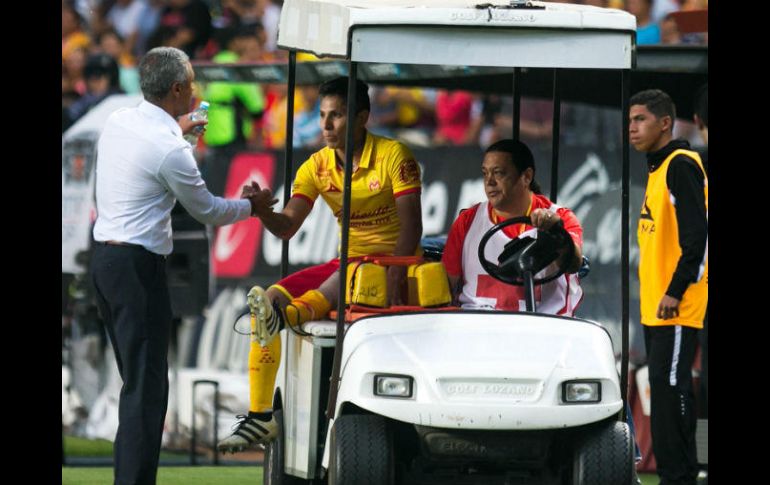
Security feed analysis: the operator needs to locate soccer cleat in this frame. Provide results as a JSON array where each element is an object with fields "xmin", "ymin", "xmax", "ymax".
[
  {"xmin": 247, "ymin": 286, "xmax": 282, "ymax": 347},
  {"xmin": 217, "ymin": 413, "xmax": 278, "ymax": 453}
]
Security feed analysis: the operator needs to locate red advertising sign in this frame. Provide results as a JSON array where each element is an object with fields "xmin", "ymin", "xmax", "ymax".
[{"xmin": 212, "ymin": 152, "xmax": 276, "ymax": 278}]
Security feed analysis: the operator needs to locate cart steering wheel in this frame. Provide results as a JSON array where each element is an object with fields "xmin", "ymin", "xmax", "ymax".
[{"xmin": 477, "ymin": 216, "xmax": 566, "ymax": 287}]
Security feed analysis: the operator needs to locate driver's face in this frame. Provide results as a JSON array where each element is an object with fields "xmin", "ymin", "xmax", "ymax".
[{"xmin": 482, "ymin": 152, "xmax": 531, "ymax": 212}]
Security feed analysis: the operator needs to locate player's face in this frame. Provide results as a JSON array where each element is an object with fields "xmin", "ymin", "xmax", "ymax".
[
  {"xmin": 320, "ymin": 95, "xmax": 348, "ymax": 150},
  {"xmin": 482, "ymin": 151, "xmax": 531, "ymax": 212},
  {"xmin": 629, "ymin": 104, "xmax": 669, "ymax": 153}
]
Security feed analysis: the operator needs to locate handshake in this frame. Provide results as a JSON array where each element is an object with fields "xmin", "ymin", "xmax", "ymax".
[{"xmin": 241, "ymin": 181, "xmax": 279, "ymax": 217}]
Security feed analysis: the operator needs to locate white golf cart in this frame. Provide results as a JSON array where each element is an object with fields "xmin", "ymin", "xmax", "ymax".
[{"xmin": 263, "ymin": 1, "xmax": 638, "ymax": 484}]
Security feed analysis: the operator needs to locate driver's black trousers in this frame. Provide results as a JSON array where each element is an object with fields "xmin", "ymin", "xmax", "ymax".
[{"xmin": 644, "ymin": 324, "xmax": 699, "ymax": 485}]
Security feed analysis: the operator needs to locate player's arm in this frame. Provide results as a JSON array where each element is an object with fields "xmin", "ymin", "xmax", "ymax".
[
  {"xmin": 386, "ymin": 192, "xmax": 422, "ymax": 305},
  {"xmin": 256, "ymin": 195, "xmax": 313, "ymax": 240}
]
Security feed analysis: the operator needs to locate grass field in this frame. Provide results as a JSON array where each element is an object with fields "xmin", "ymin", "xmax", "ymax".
[
  {"xmin": 63, "ymin": 436, "xmax": 661, "ymax": 484},
  {"xmin": 62, "ymin": 466, "xmax": 660, "ymax": 485},
  {"xmin": 61, "ymin": 466, "xmax": 262, "ymax": 485}
]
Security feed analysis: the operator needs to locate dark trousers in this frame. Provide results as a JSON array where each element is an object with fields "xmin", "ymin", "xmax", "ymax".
[
  {"xmin": 644, "ymin": 324, "xmax": 699, "ymax": 485},
  {"xmin": 91, "ymin": 243, "xmax": 172, "ymax": 485},
  {"xmin": 699, "ymin": 308, "xmax": 708, "ymax": 418}
]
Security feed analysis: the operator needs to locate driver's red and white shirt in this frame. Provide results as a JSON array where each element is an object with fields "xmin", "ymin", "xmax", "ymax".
[{"xmin": 442, "ymin": 196, "xmax": 583, "ymax": 315}]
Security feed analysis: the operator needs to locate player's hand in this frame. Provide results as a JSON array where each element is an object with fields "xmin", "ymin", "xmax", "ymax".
[
  {"xmin": 387, "ymin": 265, "xmax": 407, "ymax": 306},
  {"xmin": 656, "ymin": 294, "xmax": 681, "ymax": 320}
]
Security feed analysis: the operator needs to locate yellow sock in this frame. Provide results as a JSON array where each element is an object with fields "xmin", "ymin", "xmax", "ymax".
[
  {"xmin": 285, "ymin": 289, "xmax": 332, "ymax": 327},
  {"xmin": 248, "ymin": 333, "xmax": 281, "ymax": 413}
]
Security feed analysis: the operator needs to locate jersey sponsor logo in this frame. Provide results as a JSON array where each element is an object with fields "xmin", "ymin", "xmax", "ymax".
[
  {"xmin": 640, "ymin": 196, "xmax": 654, "ymax": 221},
  {"xmin": 326, "ymin": 183, "xmax": 341, "ymax": 193},
  {"xmin": 399, "ymin": 158, "xmax": 420, "ymax": 184}
]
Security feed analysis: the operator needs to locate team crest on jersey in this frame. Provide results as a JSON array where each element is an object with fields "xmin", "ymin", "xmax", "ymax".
[
  {"xmin": 368, "ymin": 177, "xmax": 381, "ymax": 192},
  {"xmin": 399, "ymin": 159, "xmax": 420, "ymax": 183}
]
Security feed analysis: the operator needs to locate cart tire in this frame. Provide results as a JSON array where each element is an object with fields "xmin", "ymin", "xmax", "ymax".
[
  {"xmin": 573, "ymin": 420, "xmax": 634, "ymax": 485},
  {"xmin": 264, "ymin": 410, "xmax": 306, "ymax": 485},
  {"xmin": 328, "ymin": 414, "xmax": 394, "ymax": 485}
]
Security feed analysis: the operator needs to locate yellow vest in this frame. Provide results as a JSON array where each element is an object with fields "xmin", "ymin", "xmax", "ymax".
[{"xmin": 637, "ymin": 149, "xmax": 708, "ymax": 328}]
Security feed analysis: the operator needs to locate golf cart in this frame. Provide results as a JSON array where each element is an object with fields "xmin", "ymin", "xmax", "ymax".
[{"xmin": 261, "ymin": 1, "xmax": 637, "ymax": 484}]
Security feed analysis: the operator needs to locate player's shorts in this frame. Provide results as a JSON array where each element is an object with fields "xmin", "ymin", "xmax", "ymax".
[{"xmin": 269, "ymin": 259, "xmax": 341, "ymax": 300}]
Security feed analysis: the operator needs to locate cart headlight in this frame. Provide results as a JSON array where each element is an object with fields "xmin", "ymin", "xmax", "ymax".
[
  {"xmin": 562, "ymin": 381, "xmax": 601, "ymax": 403},
  {"xmin": 374, "ymin": 375, "xmax": 413, "ymax": 398}
]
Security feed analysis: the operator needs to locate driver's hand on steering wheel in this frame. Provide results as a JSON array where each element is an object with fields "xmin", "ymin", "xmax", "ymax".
[{"xmin": 530, "ymin": 209, "xmax": 561, "ymax": 230}]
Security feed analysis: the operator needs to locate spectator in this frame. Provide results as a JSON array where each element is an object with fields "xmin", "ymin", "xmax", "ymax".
[
  {"xmin": 64, "ymin": 46, "xmax": 89, "ymax": 97},
  {"xmin": 104, "ymin": 0, "xmax": 147, "ymax": 58},
  {"xmin": 136, "ymin": 0, "xmax": 164, "ymax": 56},
  {"xmin": 660, "ymin": 13, "xmax": 683, "ymax": 44},
  {"xmin": 202, "ymin": 26, "xmax": 266, "ymax": 151},
  {"xmin": 62, "ymin": 3, "xmax": 91, "ymax": 62},
  {"xmin": 96, "ymin": 28, "xmax": 141, "ymax": 94},
  {"xmin": 257, "ymin": 0, "xmax": 282, "ymax": 53},
  {"xmin": 385, "ymin": 87, "xmax": 437, "ymax": 147},
  {"xmin": 64, "ymin": 53, "xmax": 124, "ymax": 130},
  {"xmin": 433, "ymin": 89, "xmax": 476, "ymax": 146},
  {"xmin": 627, "ymin": 0, "xmax": 661, "ymax": 45},
  {"xmin": 154, "ymin": 0, "xmax": 212, "ymax": 58},
  {"xmin": 292, "ymin": 85, "xmax": 322, "ymax": 148}
]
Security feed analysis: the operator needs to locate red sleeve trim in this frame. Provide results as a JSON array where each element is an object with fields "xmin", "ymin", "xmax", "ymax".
[
  {"xmin": 442, "ymin": 204, "xmax": 480, "ymax": 277},
  {"xmin": 291, "ymin": 193, "xmax": 316, "ymax": 207},
  {"xmin": 394, "ymin": 187, "xmax": 421, "ymax": 199}
]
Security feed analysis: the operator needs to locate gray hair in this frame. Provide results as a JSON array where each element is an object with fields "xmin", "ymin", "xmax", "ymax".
[{"xmin": 139, "ymin": 47, "xmax": 190, "ymax": 102}]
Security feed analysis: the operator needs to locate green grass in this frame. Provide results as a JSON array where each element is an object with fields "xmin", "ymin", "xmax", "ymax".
[
  {"xmin": 63, "ymin": 437, "xmax": 661, "ymax": 484},
  {"xmin": 61, "ymin": 466, "xmax": 262, "ymax": 485},
  {"xmin": 64, "ymin": 436, "xmax": 114, "ymax": 457},
  {"xmin": 62, "ymin": 466, "xmax": 659, "ymax": 485},
  {"xmin": 639, "ymin": 473, "xmax": 659, "ymax": 485},
  {"xmin": 64, "ymin": 435, "xmax": 196, "ymax": 461}
]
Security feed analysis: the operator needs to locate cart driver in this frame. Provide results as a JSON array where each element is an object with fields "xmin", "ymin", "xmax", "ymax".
[{"xmin": 442, "ymin": 139, "xmax": 584, "ymax": 315}]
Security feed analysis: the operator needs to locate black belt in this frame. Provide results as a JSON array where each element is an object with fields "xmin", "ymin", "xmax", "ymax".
[
  {"xmin": 96, "ymin": 241, "xmax": 166, "ymax": 259},
  {"xmin": 99, "ymin": 240, "xmax": 144, "ymax": 248}
]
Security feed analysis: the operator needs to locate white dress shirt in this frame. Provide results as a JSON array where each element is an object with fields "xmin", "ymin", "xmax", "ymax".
[{"xmin": 93, "ymin": 100, "xmax": 251, "ymax": 255}]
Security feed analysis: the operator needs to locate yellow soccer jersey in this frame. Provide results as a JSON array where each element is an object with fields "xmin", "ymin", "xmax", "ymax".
[{"xmin": 291, "ymin": 132, "xmax": 421, "ymax": 258}]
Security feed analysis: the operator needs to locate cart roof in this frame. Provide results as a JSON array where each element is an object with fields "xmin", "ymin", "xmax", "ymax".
[{"xmin": 278, "ymin": 0, "xmax": 636, "ymax": 69}]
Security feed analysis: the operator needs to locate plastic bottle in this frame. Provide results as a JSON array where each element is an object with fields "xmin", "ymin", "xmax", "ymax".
[{"xmin": 183, "ymin": 101, "xmax": 209, "ymax": 146}]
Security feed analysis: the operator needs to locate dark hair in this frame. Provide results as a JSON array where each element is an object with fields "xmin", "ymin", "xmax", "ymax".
[
  {"xmin": 319, "ymin": 77, "xmax": 370, "ymax": 113},
  {"xmin": 630, "ymin": 89, "xmax": 676, "ymax": 130},
  {"xmin": 485, "ymin": 139, "xmax": 542, "ymax": 194},
  {"xmin": 84, "ymin": 53, "xmax": 120, "ymax": 89},
  {"xmin": 694, "ymin": 83, "xmax": 707, "ymax": 128}
]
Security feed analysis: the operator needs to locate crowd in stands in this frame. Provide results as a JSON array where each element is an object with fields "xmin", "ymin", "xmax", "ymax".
[{"xmin": 62, "ymin": 0, "xmax": 708, "ymax": 151}]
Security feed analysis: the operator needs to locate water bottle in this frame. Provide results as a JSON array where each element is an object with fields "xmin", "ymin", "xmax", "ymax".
[{"xmin": 184, "ymin": 101, "xmax": 209, "ymax": 146}]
